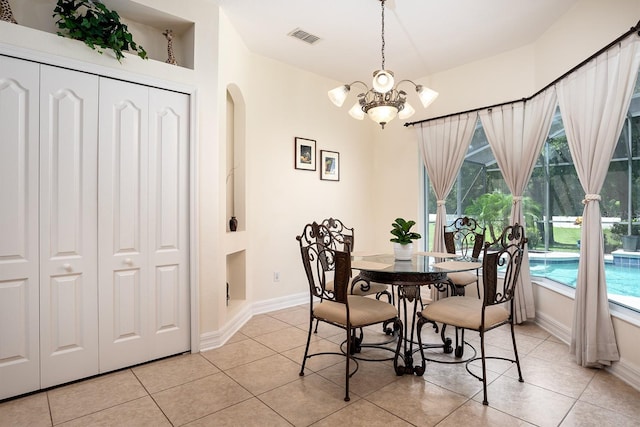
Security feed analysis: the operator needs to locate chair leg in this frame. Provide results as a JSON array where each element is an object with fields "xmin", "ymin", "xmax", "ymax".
[
  {"xmin": 510, "ymin": 321, "xmax": 524, "ymax": 383},
  {"xmin": 480, "ymin": 329, "xmax": 488, "ymax": 405},
  {"xmin": 454, "ymin": 327, "xmax": 465, "ymax": 358},
  {"xmin": 344, "ymin": 327, "xmax": 351, "ymax": 402},
  {"xmin": 300, "ymin": 315, "xmax": 314, "ymax": 376},
  {"xmin": 439, "ymin": 323, "xmax": 453, "ymax": 354}
]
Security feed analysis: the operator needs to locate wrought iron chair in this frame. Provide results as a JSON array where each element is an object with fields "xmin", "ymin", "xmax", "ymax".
[
  {"xmin": 298, "ymin": 221, "xmax": 392, "ymax": 334},
  {"xmin": 416, "ymin": 223, "xmax": 527, "ymax": 405},
  {"xmin": 443, "ymin": 216, "xmax": 486, "ymax": 297},
  {"xmin": 297, "ymin": 225, "xmax": 402, "ymax": 401},
  {"xmin": 321, "ymin": 217, "xmax": 391, "ymax": 302}
]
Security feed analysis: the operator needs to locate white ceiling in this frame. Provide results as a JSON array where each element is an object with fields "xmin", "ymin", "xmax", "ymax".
[{"xmin": 214, "ymin": 0, "xmax": 579, "ymax": 84}]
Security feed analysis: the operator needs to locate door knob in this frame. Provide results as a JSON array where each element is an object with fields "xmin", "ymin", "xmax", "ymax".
[
  {"xmin": 124, "ymin": 258, "xmax": 133, "ymax": 265},
  {"xmin": 63, "ymin": 263, "xmax": 72, "ymax": 272}
]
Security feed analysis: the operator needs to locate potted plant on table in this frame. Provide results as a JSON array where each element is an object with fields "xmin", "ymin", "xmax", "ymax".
[{"xmin": 390, "ymin": 218, "xmax": 421, "ymax": 261}]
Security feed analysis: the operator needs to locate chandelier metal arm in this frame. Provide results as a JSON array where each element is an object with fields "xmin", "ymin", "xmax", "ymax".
[
  {"xmin": 345, "ymin": 80, "xmax": 369, "ymax": 91},
  {"xmin": 395, "ymin": 79, "xmax": 420, "ymax": 89}
]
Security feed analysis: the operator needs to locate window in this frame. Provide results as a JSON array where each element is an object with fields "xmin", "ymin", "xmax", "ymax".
[{"xmin": 423, "ymin": 74, "xmax": 640, "ymax": 311}]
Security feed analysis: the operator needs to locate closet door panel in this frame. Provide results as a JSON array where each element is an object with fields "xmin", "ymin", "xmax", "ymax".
[
  {"xmin": 0, "ymin": 56, "xmax": 40, "ymax": 400},
  {"xmin": 39, "ymin": 65, "xmax": 99, "ymax": 388},
  {"xmin": 99, "ymin": 78, "xmax": 150, "ymax": 372},
  {"xmin": 148, "ymin": 88, "xmax": 190, "ymax": 357}
]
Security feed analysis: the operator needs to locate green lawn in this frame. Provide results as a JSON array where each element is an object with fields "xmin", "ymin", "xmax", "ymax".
[
  {"xmin": 545, "ymin": 227, "xmax": 581, "ymax": 253},
  {"xmin": 426, "ymin": 223, "xmax": 620, "ymax": 253}
]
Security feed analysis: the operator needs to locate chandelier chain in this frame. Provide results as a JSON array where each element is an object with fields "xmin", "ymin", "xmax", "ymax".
[{"xmin": 380, "ymin": 0, "xmax": 385, "ymax": 70}]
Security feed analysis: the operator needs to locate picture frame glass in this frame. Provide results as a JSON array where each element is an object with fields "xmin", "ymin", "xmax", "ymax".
[
  {"xmin": 320, "ymin": 150, "xmax": 340, "ymax": 181},
  {"xmin": 295, "ymin": 137, "xmax": 316, "ymax": 171}
]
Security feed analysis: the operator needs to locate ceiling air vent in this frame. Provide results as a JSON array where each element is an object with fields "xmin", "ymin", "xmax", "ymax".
[{"xmin": 288, "ymin": 28, "xmax": 321, "ymax": 45}]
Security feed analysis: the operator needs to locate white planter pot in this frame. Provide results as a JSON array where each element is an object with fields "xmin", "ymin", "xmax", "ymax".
[{"xmin": 393, "ymin": 242, "xmax": 413, "ymax": 261}]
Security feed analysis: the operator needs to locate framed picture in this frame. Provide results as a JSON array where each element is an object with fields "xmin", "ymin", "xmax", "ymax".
[
  {"xmin": 294, "ymin": 137, "xmax": 316, "ymax": 171},
  {"xmin": 320, "ymin": 150, "xmax": 340, "ymax": 181}
]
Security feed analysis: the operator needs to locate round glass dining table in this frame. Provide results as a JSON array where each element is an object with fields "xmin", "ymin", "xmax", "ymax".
[{"xmin": 350, "ymin": 251, "xmax": 482, "ymax": 375}]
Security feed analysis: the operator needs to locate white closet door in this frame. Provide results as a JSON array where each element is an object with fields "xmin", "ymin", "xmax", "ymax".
[
  {"xmin": 39, "ymin": 65, "xmax": 99, "ymax": 388},
  {"xmin": 148, "ymin": 88, "xmax": 190, "ymax": 358},
  {"xmin": 98, "ymin": 78, "xmax": 150, "ymax": 371},
  {"xmin": 0, "ymin": 56, "xmax": 40, "ymax": 400}
]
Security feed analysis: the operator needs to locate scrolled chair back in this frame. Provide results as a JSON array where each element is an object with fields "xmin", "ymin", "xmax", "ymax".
[
  {"xmin": 297, "ymin": 221, "xmax": 332, "ymax": 249},
  {"xmin": 299, "ymin": 239, "xmax": 352, "ymax": 304},
  {"xmin": 299, "ymin": 241, "xmax": 332, "ymax": 300},
  {"xmin": 297, "ymin": 222, "xmax": 347, "ymax": 300},
  {"xmin": 297, "ymin": 222, "xmax": 336, "ymax": 272},
  {"xmin": 444, "ymin": 216, "xmax": 485, "ymax": 259},
  {"xmin": 321, "ymin": 217, "xmax": 354, "ymax": 252},
  {"xmin": 481, "ymin": 223, "xmax": 527, "ymax": 307}
]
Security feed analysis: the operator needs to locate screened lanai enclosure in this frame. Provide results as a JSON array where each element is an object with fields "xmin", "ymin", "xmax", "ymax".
[{"xmin": 423, "ymin": 73, "xmax": 640, "ymax": 311}]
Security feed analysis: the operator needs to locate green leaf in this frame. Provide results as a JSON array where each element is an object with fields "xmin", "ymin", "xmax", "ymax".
[
  {"xmin": 53, "ymin": 0, "xmax": 148, "ymax": 63},
  {"xmin": 389, "ymin": 218, "xmax": 421, "ymax": 243}
]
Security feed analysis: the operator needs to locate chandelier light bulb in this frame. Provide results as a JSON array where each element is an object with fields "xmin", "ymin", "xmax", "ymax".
[
  {"xmin": 416, "ymin": 85, "xmax": 439, "ymax": 108},
  {"xmin": 348, "ymin": 101, "xmax": 365, "ymax": 120},
  {"xmin": 367, "ymin": 105, "xmax": 397, "ymax": 129},
  {"xmin": 398, "ymin": 101, "xmax": 415, "ymax": 120},
  {"xmin": 372, "ymin": 70, "xmax": 395, "ymax": 93},
  {"xmin": 328, "ymin": 85, "xmax": 350, "ymax": 107}
]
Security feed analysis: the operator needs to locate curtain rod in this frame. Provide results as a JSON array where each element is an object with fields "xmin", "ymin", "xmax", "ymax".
[{"xmin": 404, "ymin": 19, "xmax": 640, "ymax": 127}]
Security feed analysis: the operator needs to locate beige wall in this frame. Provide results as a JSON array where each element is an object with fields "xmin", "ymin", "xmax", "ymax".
[
  {"xmin": 534, "ymin": 0, "xmax": 640, "ymax": 89},
  {"xmin": 216, "ymin": 12, "xmax": 377, "ymax": 327}
]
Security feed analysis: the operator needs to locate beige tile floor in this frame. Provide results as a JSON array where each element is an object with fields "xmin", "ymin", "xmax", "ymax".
[{"xmin": 2, "ymin": 304, "xmax": 640, "ymax": 426}]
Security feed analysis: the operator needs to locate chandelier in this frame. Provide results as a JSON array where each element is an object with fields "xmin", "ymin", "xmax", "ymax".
[{"xmin": 327, "ymin": 0, "xmax": 438, "ymax": 129}]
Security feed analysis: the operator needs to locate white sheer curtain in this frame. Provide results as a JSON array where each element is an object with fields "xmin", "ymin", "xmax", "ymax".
[
  {"xmin": 417, "ymin": 113, "xmax": 477, "ymax": 301},
  {"xmin": 556, "ymin": 35, "xmax": 640, "ymax": 367},
  {"xmin": 417, "ymin": 113, "xmax": 478, "ymax": 253},
  {"xmin": 478, "ymin": 88, "xmax": 557, "ymax": 323}
]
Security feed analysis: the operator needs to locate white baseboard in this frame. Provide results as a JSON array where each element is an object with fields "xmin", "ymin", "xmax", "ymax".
[
  {"xmin": 535, "ymin": 311, "xmax": 640, "ymax": 391},
  {"xmin": 198, "ymin": 304, "xmax": 252, "ymax": 352},
  {"xmin": 607, "ymin": 358, "xmax": 640, "ymax": 391},
  {"xmin": 198, "ymin": 292, "xmax": 308, "ymax": 351},
  {"xmin": 534, "ymin": 311, "xmax": 571, "ymax": 344},
  {"xmin": 252, "ymin": 292, "xmax": 309, "ymax": 315}
]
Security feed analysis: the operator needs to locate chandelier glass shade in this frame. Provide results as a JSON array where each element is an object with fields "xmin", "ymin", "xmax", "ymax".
[{"xmin": 327, "ymin": 0, "xmax": 438, "ymax": 129}]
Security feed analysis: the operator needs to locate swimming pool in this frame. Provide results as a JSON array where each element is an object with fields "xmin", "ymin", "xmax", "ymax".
[{"xmin": 529, "ymin": 260, "xmax": 640, "ymax": 298}]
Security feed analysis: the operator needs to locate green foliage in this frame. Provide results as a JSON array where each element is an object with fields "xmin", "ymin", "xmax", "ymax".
[
  {"xmin": 464, "ymin": 190, "xmax": 542, "ymax": 246},
  {"xmin": 390, "ymin": 218, "xmax": 422, "ymax": 245},
  {"xmin": 610, "ymin": 221, "xmax": 640, "ymax": 237},
  {"xmin": 53, "ymin": 0, "xmax": 147, "ymax": 62}
]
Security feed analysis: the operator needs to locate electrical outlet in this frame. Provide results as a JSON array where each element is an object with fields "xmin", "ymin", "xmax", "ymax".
[{"xmin": 273, "ymin": 271, "xmax": 280, "ymax": 282}]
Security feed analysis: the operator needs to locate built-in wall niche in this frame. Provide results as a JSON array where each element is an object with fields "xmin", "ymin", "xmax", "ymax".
[
  {"xmin": 8, "ymin": 0, "xmax": 195, "ymax": 69},
  {"xmin": 226, "ymin": 85, "xmax": 247, "ymax": 232},
  {"xmin": 226, "ymin": 250, "xmax": 246, "ymax": 306}
]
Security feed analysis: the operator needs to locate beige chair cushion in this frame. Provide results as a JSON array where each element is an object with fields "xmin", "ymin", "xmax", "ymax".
[
  {"xmin": 324, "ymin": 279, "xmax": 388, "ymax": 296},
  {"xmin": 314, "ymin": 296, "xmax": 398, "ymax": 327},
  {"xmin": 421, "ymin": 297, "xmax": 509, "ymax": 330},
  {"xmin": 447, "ymin": 271, "xmax": 478, "ymax": 286},
  {"xmin": 350, "ymin": 281, "xmax": 388, "ymax": 296}
]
